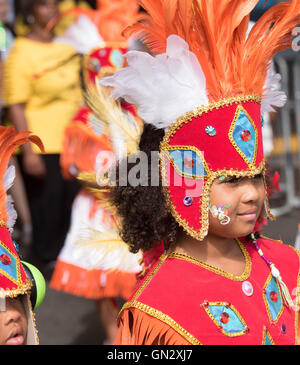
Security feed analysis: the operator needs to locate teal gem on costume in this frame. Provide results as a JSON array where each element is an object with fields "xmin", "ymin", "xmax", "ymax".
[
  {"xmin": 205, "ymin": 126, "xmax": 216, "ymax": 137},
  {"xmin": 110, "ymin": 49, "xmax": 124, "ymax": 68},
  {"xmin": 203, "ymin": 303, "xmax": 247, "ymax": 336},
  {"xmin": 0, "ymin": 243, "xmax": 18, "ymax": 281},
  {"xmin": 261, "ymin": 116, "xmax": 264, "ymax": 127},
  {"xmin": 263, "ymin": 276, "xmax": 283, "ymax": 322},
  {"xmin": 230, "ymin": 107, "xmax": 257, "ymax": 163},
  {"xmin": 89, "ymin": 58, "xmax": 101, "ymax": 72},
  {"xmin": 169, "ymin": 149, "xmax": 207, "ymax": 177}
]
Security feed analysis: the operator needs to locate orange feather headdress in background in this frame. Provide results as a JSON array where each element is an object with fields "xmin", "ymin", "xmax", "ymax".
[{"xmin": 0, "ymin": 126, "xmax": 44, "ymax": 229}]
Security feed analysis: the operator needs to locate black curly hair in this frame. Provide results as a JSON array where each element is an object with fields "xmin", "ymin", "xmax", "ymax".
[{"xmin": 110, "ymin": 124, "xmax": 180, "ymax": 254}]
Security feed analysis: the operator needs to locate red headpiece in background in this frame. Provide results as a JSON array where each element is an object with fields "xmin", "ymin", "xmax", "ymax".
[
  {"xmin": 58, "ymin": 0, "xmax": 142, "ymax": 84},
  {"xmin": 56, "ymin": 0, "xmax": 143, "ymax": 178}
]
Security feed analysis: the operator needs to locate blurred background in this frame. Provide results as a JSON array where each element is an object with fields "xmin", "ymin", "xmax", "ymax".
[{"xmin": 0, "ymin": 0, "xmax": 300, "ymax": 345}]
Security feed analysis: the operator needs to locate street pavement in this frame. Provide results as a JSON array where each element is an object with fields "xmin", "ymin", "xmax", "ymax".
[{"xmin": 19, "ymin": 208, "xmax": 300, "ymax": 345}]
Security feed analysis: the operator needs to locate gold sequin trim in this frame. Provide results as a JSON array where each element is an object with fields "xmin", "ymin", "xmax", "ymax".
[
  {"xmin": 0, "ymin": 281, "xmax": 32, "ymax": 298},
  {"xmin": 262, "ymin": 272, "xmax": 284, "ymax": 324},
  {"xmin": 259, "ymin": 235, "xmax": 283, "ymax": 244},
  {"xmin": 262, "ymin": 326, "xmax": 275, "ymax": 345},
  {"xmin": 228, "ymin": 105, "xmax": 258, "ymax": 170},
  {"xmin": 168, "ymin": 238, "xmax": 251, "ymax": 282},
  {"xmin": 201, "ymin": 301, "xmax": 248, "ymax": 337},
  {"xmin": 130, "ymin": 254, "xmax": 168, "ymax": 302},
  {"xmin": 122, "ymin": 300, "xmax": 202, "ymax": 345},
  {"xmin": 160, "ymin": 94, "xmax": 261, "ymax": 141}
]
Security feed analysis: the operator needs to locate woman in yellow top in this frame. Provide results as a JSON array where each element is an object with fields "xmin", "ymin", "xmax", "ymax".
[{"xmin": 3, "ymin": 0, "xmax": 83, "ymax": 269}]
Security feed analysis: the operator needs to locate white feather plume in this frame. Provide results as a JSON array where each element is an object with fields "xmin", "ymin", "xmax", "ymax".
[
  {"xmin": 3, "ymin": 165, "xmax": 17, "ymax": 232},
  {"xmin": 100, "ymin": 35, "xmax": 209, "ymax": 130},
  {"xmin": 54, "ymin": 15, "xmax": 104, "ymax": 55},
  {"xmin": 3, "ymin": 165, "xmax": 15, "ymax": 191},
  {"xmin": 261, "ymin": 62, "xmax": 287, "ymax": 115}
]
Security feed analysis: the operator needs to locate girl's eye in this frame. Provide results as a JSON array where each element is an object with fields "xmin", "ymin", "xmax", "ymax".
[{"xmin": 224, "ymin": 177, "xmax": 241, "ymax": 184}]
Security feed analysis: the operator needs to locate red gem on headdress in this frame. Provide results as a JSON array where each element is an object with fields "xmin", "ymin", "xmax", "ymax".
[
  {"xmin": 240, "ymin": 130, "xmax": 251, "ymax": 142},
  {"xmin": 220, "ymin": 312, "xmax": 230, "ymax": 324},
  {"xmin": 203, "ymin": 300, "xmax": 209, "ymax": 308},
  {"xmin": 270, "ymin": 291, "xmax": 278, "ymax": 302},
  {"xmin": 183, "ymin": 158, "xmax": 194, "ymax": 169},
  {"xmin": 0, "ymin": 254, "xmax": 11, "ymax": 265}
]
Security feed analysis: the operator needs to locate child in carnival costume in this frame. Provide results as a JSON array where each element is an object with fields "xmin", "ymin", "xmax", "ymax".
[
  {"xmin": 100, "ymin": 0, "xmax": 300, "ymax": 345},
  {"xmin": 0, "ymin": 126, "xmax": 45, "ymax": 345},
  {"xmin": 50, "ymin": 0, "xmax": 144, "ymax": 344}
]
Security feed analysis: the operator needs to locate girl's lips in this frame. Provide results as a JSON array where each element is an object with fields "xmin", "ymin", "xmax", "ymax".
[
  {"xmin": 6, "ymin": 326, "xmax": 25, "ymax": 345},
  {"xmin": 237, "ymin": 211, "xmax": 257, "ymax": 221},
  {"xmin": 6, "ymin": 335, "xmax": 25, "ymax": 345}
]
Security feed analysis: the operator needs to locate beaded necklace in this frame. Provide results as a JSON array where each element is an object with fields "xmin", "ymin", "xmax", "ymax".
[{"xmin": 250, "ymin": 232, "xmax": 293, "ymax": 308}]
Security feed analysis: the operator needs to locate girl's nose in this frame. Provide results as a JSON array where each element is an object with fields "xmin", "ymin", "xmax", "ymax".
[
  {"xmin": 4, "ymin": 299, "xmax": 22, "ymax": 325},
  {"xmin": 240, "ymin": 179, "xmax": 263, "ymax": 204}
]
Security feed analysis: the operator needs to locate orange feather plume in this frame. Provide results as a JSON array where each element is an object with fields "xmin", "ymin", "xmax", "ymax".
[
  {"xmin": 124, "ymin": 0, "xmax": 300, "ymax": 101},
  {"xmin": 0, "ymin": 126, "xmax": 44, "ymax": 225}
]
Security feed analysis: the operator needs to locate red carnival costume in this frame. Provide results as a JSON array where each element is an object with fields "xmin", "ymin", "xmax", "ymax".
[
  {"xmin": 50, "ymin": 1, "xmax": 143, "ymax": 300},
  {"xmin": 101, "ymin": 0, "xmax": 300, "ymax": 344}
]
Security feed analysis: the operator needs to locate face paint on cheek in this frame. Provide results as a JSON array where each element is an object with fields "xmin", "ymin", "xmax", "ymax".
[{"xmin": 209, "ymin": 203, "xmax": 231, "ymax": 225}]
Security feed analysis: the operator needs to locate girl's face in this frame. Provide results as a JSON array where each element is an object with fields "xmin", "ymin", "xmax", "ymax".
[
  {"xmin": 33, "ymin": 0, "xmax": 59, "ymax": 28},
  {"xmin": 208, "ymin": 174, "xmax": 265, "ymax": 238},
  {"xmin": 0, "ymin": 296, "xmax": 28, "ymax": 345}
]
